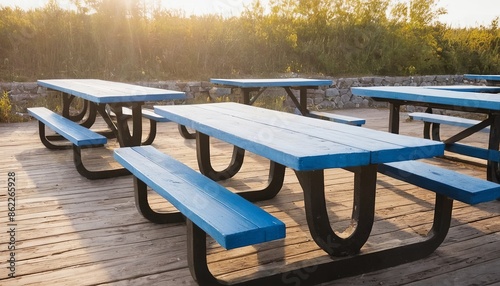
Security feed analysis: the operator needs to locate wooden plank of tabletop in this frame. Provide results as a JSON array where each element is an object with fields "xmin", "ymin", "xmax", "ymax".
[
  {"xmin": 154, "ymin": 102, "xmax": 444, "ymax": 171},
  {"xmin": 38, "ymin": 79, "xmax": 186, "ymax": 104},
  {"xmin": 464, "ymin": 74, "xmax": 500, "ymax": 82},
  {"xmin": 210, "ymin": 78, "xmax": 333, "ymax": 88},
  {"xmin": 425, "ymin": 85, "xmax": 500, "ymax": 93},
  {"xmin": 351, "ymin": 86, "xmax": 500, "ymax": 110}
]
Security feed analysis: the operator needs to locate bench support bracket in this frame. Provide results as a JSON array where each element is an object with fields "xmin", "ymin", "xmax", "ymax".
[
  {"xmin": 62, "ymin": 93, "xmax": 97, "ymax": 128},
  {"xmin": 196, "ymin": 132, "xmax": 285, "ymax": 201},
  {"xmin": 295, "ymin": 165, "xmax": 377, "ymax": 256},
  {"xmin": 133, "ymin": 178, "xmax": 184, "ymax": 224},
  {"xmin": 420, "ymin": 108, "xmax": 500, "ymax": 189},
  {"xmin": 73, "ymin": 146, "xmax": 130, "ymax": 180}
]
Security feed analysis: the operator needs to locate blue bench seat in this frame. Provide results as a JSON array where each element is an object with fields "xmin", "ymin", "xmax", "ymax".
[
  {"xmin": 409, "ymin": 112, "xmax": 489, "ymax": 133},
  {"xmin": 28, "ymin": 107, "xmax": 107, "ymax": 147},
  {"xmin": 379, "ymin": 160, "xmax": 500, "ymax": 204},
  {"xmin": 113, "ymin": 145, "xmax": 285, "ymax": 250},
  {"xmin": 120, "ymin": 107, "xmax": 171, "ymax": 144},
  {"xmin": 308, "ymin": 110, "xmax": 366, "ymax": 126},
  {"xmin": 409, "ymin": 112, "xmax": 500, "ymax": 163},
  {"xmin": 28, "ymin": 107, "xmax": 129, "ymax": 179},
  {"xmin": 121, "ymin": 107, "xmax": 171, "ymax": 122}
]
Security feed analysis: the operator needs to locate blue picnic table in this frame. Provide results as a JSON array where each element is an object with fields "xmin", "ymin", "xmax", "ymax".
[
  {"xmin": 174, "ymin": 78, "xmax": 348, "ymax": 139},
  {"xmin": 426, "ymin": 85, "xmax": 500, "ymax": 93},
  {"xmin": 352, "ymin": 85, "xmax": 500, "ymax": 183},
  {"xmin": 31, "ymin": 79, "xmax": 185, "ymax": 179},
  {"xmin": 146, "ymin": 102, "xmax": 450, "ymax": 285},
  {"xmin": 38, "ymin": 79, "xmax": 185, "ymax": 146},
  {"xmin": 210, "ymin": 78, "xmax": 333, "ymax": 115},
  {"xmin": 464, "ymin": 74, "xmax": 500, "ymax": 85}
]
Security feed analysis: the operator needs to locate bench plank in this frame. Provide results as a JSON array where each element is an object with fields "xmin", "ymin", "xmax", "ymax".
[
  {"xmin": 122, "ymin": 107, "xmax": 171, "ymax": 122},
  {"xmin": 27, "ymin": 107, "xmax": 107, "ymax": 146},
  {"xmin": 426, "ymin": 85, "xmax": 500, "ymax": 93},
  {"xmin": 28, "ymin": 107, "xmax": 130, "ymax": 179},
  {"xmin": 446, "ymin": 143, "xmax": 500, "ymax": 162},
  {"xmin": 38, "ymin": 79, "xmax": 186, "ymax": 104},
  {"xmin": 409, "ymin": 112, "xmax": 489, "ymax": 133},
  {"xmin": 379, "ymin": 160, "xmax": 500, "ymax": 204},
  {"xmin": 351, "ymin": 86, "xmax": 500, "ymax": 111},
  {"xmin": 113, "ymin": 145, "xmax": 286, "ymax": 250},
  {"xmin": 308, "ymin": 110, "xmax": 366, "ymax": 126},
  {"xmin": 155, "ymin": 103, "xmax": 443, "ymax": 170}
]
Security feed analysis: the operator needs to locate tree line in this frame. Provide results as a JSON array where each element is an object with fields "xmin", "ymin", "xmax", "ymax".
[{"xmin": 0, "ymin": 0, "xmax": 498, "ymax": 82}]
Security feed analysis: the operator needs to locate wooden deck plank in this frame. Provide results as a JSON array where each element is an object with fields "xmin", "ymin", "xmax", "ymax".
[{"xmin": 0, "ymin": 109, "xmax": 498, "ymax": 285}]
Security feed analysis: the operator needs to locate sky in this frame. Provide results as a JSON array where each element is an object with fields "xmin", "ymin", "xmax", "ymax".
[{"xmin": 0, "ymin": 0, "xmax": 498, "ymax": 28}]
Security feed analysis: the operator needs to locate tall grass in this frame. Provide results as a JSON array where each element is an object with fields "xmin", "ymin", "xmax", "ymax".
[{"xmin": 0, "ymin": 0, "xmax": 498, "ymax": 82}]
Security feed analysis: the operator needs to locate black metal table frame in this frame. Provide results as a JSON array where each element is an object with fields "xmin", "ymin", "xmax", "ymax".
[
  {"xmin": 60, "ymin": 93, "xmax": 159, "ymax": 146},
  {"xmin": 383, "ymin": 99, "xmax": 500, "ymax": 183},
  {"xmin": 41, "ymin": 92, "xmax": 157, "ymax": 179},
  {"xmin": 238, "ymin": 85, "xmax": 311, "ymax": 115},
  {"xmin": 177, "ymin": 84, "xmax": 320, "ymax": 140},
  {"xmin": 135, "ymin": 130, "xmax": 455, "ymax": 285}
]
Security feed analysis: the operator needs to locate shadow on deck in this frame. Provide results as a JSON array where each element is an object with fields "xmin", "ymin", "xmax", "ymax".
[{"xmin": 0, "ymin": 108, "xmax": 498, "ymax": 285}]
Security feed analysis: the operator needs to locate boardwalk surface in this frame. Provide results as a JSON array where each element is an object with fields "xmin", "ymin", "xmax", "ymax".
[{"xmin": 0, "ymin": 108, "xmax": 498, "ymax": 285}]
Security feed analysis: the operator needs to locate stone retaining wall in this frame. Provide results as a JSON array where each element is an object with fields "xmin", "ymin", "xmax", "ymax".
[{"xmin": 1, "ymin": 75, "xmax": 486, "ymax": 113}]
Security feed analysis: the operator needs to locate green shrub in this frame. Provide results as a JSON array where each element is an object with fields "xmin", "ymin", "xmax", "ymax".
[
  {"xmin": 0, "ymin": 91, "xmax": 12, "ymax": 123},
  {"xmin": 0, "ymin": 1, "xmax": 498, "ymax": 81}
]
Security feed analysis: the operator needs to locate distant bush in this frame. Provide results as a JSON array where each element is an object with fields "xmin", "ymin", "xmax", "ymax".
[
  {"xmin": 0, "ymin": 0, "xmax": 498, "ymax": 81},
  {"xmin": 0, "ymin": 91, "xmax": 12, "ymax": 122}
]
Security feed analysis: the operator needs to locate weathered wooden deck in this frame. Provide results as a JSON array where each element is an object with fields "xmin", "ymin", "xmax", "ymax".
[{"xmin": 1, "ymin": 108, "xmax": 499, "ymax": 285}]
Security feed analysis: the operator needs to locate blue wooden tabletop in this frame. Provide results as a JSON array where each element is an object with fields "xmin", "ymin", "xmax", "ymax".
[
  {"xmin": 210, "ymin": 78, "xmax": 333, "ymax": 88},
  {"xmin": 426, "ymin": 85, "xmax": 500, "ymax": 93},
  {"xmin": 351, "ymin": 86, "xmax": 500, "ymax": 111},
  {"xmin": 38, "ymin": 79, "xmax": 186, "ymax": 104},
  {"xmin": 154, "ymin": 102, "xmax": 444, "ymax": 171},
  {"xmin": 464, "ymin": 74, "xmax": 500, "ymax": 82}
]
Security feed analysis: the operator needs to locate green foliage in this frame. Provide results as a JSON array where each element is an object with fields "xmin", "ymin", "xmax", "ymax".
[
  {"xmin": 0, "ymin": 91, "xmax": 12, "ymax": 122},
  {"xmin": 0, "ymin": 0, "xmax": 498, "ymax": 81}
]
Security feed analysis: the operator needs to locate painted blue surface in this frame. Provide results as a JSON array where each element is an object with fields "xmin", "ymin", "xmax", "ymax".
[
  {"xmin": 426, "ymin": 85, "xmax": 500, "ymax": 93},
  {"xmin": 351, "ymin": 86, "xmax": 500, "ymax": 111},
  {"xmin": 122, "ymin": 107, "xmax": 171, "ymax": 122},
  {"xmin": 114, "ymin": 146, "xmax": 286, "ymax": 250},
  {"xmin": 308, "ymin": 111, "xmax": 366, "ymax": 126},
  {"xmin": 38, "ymin": 79, "xmax": 186, "ymax": 104},
  {"xmin": 464, "ymin": 74, "xmax": 500, "ymax": 82},
  {"xmin": 445, "ymin": 143, "xmax": 500, "ymax": 163},
  {"xmin": 409, "ymin": 112, "xmax": 490, "ymax": 132},
  {"xmin": 28, "ymin": 107, "xmax": 107, "ymax": 146},
  {"xmin": 154, "ymin": 102, "xmax": 444, "ymax": 171},
  {"xmin": 380, "ymin": 160, "xmax": 500, "ymax": 204},
  {"xmin": 210, "ymin": 78, "xmax": 333, "ymax": 88}
]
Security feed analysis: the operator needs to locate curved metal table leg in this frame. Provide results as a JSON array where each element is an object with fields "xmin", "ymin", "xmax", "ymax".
[
  {"xmin": 113, "ymin": 104, "xmax": 143, "ymax": 146},
  {"xmin": 62, "ymin": 95, "xmax": 97, "ymax": 128},
  {"xmin": 431, "ymin": 123, "xmax": 441, "ymax": 141},
  {"xmin": 141, "ymin": 119, "xmax": 158, "ymax": 145},
  {"xmin": 294, "ymin": 165, "xmax": 377, "ymax": 256},
  {"xmin": 78, "ymin": 101, "xmax": 97, "ymax": 128},
  {"xmin": 196, "ymin": 132, "xmax": 285, "ymax": 201},
  {"xmin": 487, "ymin": 115, "xmax": 500, "ymax": 200},
  {"xmin": 96, "ymin": 103, "xmax": 144, "ymax": 147},
  {"xmin": 237, "ymin": 161, "xmax": 286, "ymax": 202},
  {"xmin": 73, "ymin": 146, "xmax": 130, "ymax": 180},
  {"xmin": 134, "ymin": 178, "xmax": 184, "ymax": 224},
  {"xmin": 37, "ymin": 121, "xmax": 73, "ymax": 150},
  {"xmin": 179, "ymin": 124, "xmax": 196, "ymax": 139},
  {"xmin": 68, "ymin": 99, "xmax": 88, "ymax": 122},
  {"xmin": 196, "ymin": 132, "xmax": 245, "ymax": 181},
  {"xmin": 185, "ymin": 194, "xmax": 453, "ymax": 286}
]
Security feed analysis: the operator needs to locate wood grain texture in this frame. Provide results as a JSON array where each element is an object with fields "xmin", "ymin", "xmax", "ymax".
[
  {"xmin": 114, "ymin": 145, "xmax": 286, "ymax": 249},
  {"xmin": 0, "ymin": 109, "xmax": 498, "ymax": 285}
]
